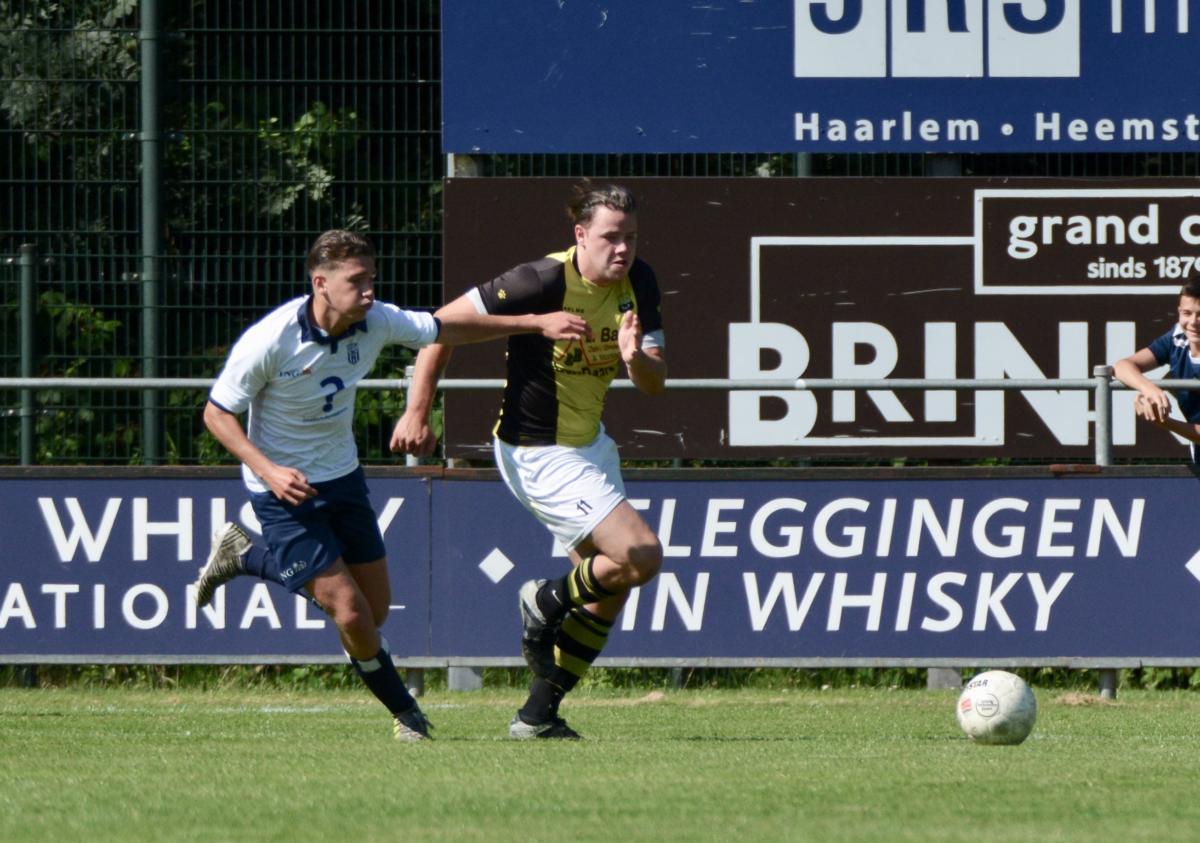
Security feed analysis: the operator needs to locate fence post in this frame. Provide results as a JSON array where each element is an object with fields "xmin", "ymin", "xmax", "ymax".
[
  {"xmin": 18, "ymin": 244, "xmax": 39, "ymax": 688},
  {"xmin": 448, "ymin": 666, "xmax": 484, "ymax": 691},
  {"xmin": 1093, "ymin": 364, "xmax": 1118, "ymax": 699},
  {"xmin": 18, "ymin": 244, "xmax": 36, "ymax": 465},
  {"xmin": 1093, "ymin": 364, "xmax": 1113, "ymax": 468},
  {"xmin": 403, "ymin": 365, "xmax": 420, "ymax": 469},
  {"xmin": 925, "ymin": 154, "xmax": 963, "ymax": 693},
  {"xmin": 139, "ymin": 0, "xmax": 163, "ymax": 464}
]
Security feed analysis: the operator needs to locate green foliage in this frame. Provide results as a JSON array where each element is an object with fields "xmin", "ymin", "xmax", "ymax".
[
  {"xmin": 0, "ymin": 0, "xmax": 138, "ymax": 138},
  {"xmin": 36, "ymin": 290, "xmax": 121, "ymax": 367},
  {"xmin": 255, "ymin": 103, "xmax": 363, "ymax": 219},
  {"xmin": 27, "ymin": 291, "xmax": 137, "ymax": 462}
]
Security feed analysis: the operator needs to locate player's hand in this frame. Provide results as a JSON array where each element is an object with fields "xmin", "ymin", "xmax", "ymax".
[
  {"xmin": 537, "ymin": 311, "xmax": 591, "ymax": 341},
  {"xmin": 1134, "ymin": 387, "xmax": 1170, "ymax": 423},
  {"xmin": 263, "ymin": 464, "xmax": 318, "ymax": 505},
  {"xmin": 390, "ymin": 411, "xmax": 438, "ymax": 456},
  {"xmin": 618, "ymin": 310, "xmax": 643, "ymax": 363}
]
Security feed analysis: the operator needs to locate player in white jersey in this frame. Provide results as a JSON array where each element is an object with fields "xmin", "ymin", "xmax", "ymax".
[{"xmin": 195, "ymin": 229, "xmax": 588, "ymax": 740}]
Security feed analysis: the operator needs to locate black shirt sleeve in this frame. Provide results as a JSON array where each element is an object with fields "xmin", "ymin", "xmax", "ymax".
[
  {"xmin": 475, "ymin": 262, "xmax": 552, "ymax": 315},
  {"xmin": 629, "ymin": 259, "xmax": 663, "ymax": 334}
]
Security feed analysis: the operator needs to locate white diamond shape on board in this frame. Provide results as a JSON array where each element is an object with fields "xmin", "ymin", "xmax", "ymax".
[{"xmin": 479, "ymin": 548, "xmax": 515, "ymax": 584}]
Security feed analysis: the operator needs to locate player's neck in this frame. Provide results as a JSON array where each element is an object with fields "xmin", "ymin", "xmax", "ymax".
[
  {"xmin": 309, "ymin": 297, "xmax": 353, "ymax": 338},
  {"xmin": 572, "ymin": 251, "xmax": 617, "ymax": 288}
]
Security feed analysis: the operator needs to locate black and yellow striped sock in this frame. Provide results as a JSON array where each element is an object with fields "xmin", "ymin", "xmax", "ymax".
[
  {"xmin": 567, "ymin": 557, "xmax": 615, "ymax": 606},
  {"xmin": 536, "ymin": 556, "xmax": 616, "ymax": 622},
  {"xmin": 518, "ymin": 607, "xmax": 615, "ymax": 725},
  {"xmin": 547, "ymin": 606, "xmax": 613, "ymax": 692}
]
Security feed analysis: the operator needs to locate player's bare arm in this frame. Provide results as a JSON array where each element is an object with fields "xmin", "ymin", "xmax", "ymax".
[
  {"xmin": 390, "ymin": 341, "xmax": 454, "ymax": 456},
  {"xmin": 1113, "ymin": 349, "xmax": 1170, "ymax": 423},
  {"xmin": 388, "ymin": 296, "xmax": 470, "ymax": 455},
  {"xmin": 203, "ymin": 400, "xmax": 318, "ymax": 504},
  {"xmin": 1144, "ymin": 415, "xmax": 1200, "ymax": 445},
  {"xmin": 434, "ymin": 297, "xmax": 591, "ymax": 345},
  {"xmin": 391, "ymin": 295, "xmax": 594, "ymax": 454},
  {"xmin": 618, "ymin": 310, "xmax": 667, "ymax": 395}
]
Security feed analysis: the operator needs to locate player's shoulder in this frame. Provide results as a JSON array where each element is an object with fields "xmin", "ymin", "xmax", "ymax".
[
  {"xmin": 365, "ymin": 299, "xmax": 406, "ymax": 323},
  {"xmin": 519, "ymin": 253, "xmax": 569, "ymax": 284},
  {"xmin": 240, "ymin": 296, "xmax": 306, "ymax": 344},
  {"xmin": 487, "ymin": 255, "xmax": 566, "ymax": 297},
  {"xmin": 1150, "ymin": 326, "xmax": 1184, "ymax": 354},
  {"xmin": 366, "ymin": 299, "xmax": 435, "ymax": 335}
]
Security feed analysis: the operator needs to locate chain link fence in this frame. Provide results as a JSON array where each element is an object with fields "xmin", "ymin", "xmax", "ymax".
[{"xmin": 3, "ymin": 1, "xmax": 1199, "ymax": 464}]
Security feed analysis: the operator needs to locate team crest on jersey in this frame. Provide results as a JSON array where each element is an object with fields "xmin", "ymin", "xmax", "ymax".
[
  {"xmin": 346, "ymin": 342, "xmax": 360, "ymax": 365},
  {"xmin": 618, "ymin": 295, "xmax": 634, "ymax": 313}
]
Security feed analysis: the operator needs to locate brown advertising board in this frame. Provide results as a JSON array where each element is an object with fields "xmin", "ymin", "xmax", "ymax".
[{"xmin": 441, "ymin": 178, "xmax": 1200, "ymax": 461}]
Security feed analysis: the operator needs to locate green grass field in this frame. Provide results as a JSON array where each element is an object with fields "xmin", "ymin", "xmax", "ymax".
[{"xmin": 4, "ymin": 684, "xmax": 1200, "ymax": 842}]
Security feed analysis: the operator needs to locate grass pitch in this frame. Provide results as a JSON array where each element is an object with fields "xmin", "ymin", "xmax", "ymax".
[{"xmin": 3, "ymin": 685, "xmax": 1200, "ymax": 842}]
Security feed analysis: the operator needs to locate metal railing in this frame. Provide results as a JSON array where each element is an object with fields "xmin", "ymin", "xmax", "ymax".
[{"xmin": 1, "ymin": 367, "xmax": 1186, "ymax": 468}]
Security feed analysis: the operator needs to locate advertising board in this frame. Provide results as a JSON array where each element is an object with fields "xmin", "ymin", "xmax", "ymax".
[
  {"xmin": 4, "ymin": 470, "xmax": 1199, "ymax": 666},
  {"xmin": 443, "ymin": 1, "xmax": 1200, "ymax": 153},
  {"xmin": 443, "ymin": 177, "xmax": 1195, "ymax": 462}
]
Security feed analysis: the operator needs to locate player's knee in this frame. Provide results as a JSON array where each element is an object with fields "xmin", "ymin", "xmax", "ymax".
[
  {"xmin": 331, "ymin": 601, "xmax": 375, "ymax": 640},
  {"xmin": 626, "ymin": 536, "xmax": 663, "ymax": 585}
]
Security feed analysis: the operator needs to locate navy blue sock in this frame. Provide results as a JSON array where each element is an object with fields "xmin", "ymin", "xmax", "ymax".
[
  {"xmin": 349, "ymin": 639, "xmax": 417, "ymax": 716},
  {"xmin": 239, "ymin": 545, "xmax": 279, "ymax": 584},
  {"xmin": 239, "ymin": 545, "xmax": 327, "ymax": 613}
]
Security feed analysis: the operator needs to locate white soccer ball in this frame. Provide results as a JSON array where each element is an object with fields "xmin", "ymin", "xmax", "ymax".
[{"xmin": 956, "ymin": 670, "xmax": 1037, "ymax": 745}]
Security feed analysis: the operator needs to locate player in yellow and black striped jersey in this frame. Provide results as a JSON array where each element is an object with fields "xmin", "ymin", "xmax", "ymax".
[
  {"xmin": 394, "ymin": 182, "xmax": 668, "ymax": 739},
  {"xmin": 471, "ymin": 245, "xmax": 663, "ymax": 448}
]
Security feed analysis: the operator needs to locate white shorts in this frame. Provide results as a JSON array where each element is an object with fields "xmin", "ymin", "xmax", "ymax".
[{"xmin": 493, "ymin": 429, "xmax": 626, "ymax": 551}]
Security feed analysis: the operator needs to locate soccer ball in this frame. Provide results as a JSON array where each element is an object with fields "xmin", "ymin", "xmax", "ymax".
[{"xmin": 956, "ymin": 670, "xmax": 1037, "ymax": 745}]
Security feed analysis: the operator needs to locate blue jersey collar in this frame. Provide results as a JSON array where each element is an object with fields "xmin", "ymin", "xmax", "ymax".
[{"xmin": 297, "ymin": 297, "xmax": 367, "ymax": 354}]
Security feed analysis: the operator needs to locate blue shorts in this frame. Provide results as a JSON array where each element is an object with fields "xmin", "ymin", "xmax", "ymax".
[{"xmin": 249, "ymin": 466, "xmax": 386, "ymax": 593}]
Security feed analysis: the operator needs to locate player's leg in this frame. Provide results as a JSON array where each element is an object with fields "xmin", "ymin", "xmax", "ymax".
[
  {"xmin": 513, "ymin": 504, "xmax": 662, "ymax": 739},
  {"xmin": 193, "ymin": 520, "xmax": 276, "ymax": 607},
  {"xmin": 518, "ymin": 500, "xmax": 659, "ymax": 676},
  {"xmin": 328, "ymin": 472, "xmax": 430, "ymax": 740},
  {"xmin": 345, "ymin": 557, "xmax": 391, "ymax": 628},
  {"xmin": 194, "ymin": 486, "xmax": 336, "ymax": 607},
  {"xmin": 546, "ymin": 500, "xmax": 663, "ymax": 614},
  {"xmin": 306, "ymin": 560, "xmax": 429, "ymax": 740},
  {"xmin": 498, "ymin": 431, "xmax": 661, "ymax": 737},
  {"xmin": 306, "ymin": 561, "xmax": 380, "ymax": 659}
]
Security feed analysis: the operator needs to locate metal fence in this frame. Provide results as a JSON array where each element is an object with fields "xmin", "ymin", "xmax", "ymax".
[
  {"xmin": 3, "ymin": 0, "xmax": 1200, "ymax": 466},
  {"xmin": 0, "ymin": 369, "xmax": 1182, "ymax": 472}
]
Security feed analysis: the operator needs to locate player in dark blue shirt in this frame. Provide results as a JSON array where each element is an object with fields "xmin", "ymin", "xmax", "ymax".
[{"xmin": 1113, "ymin": 280, "xmax": 1200, "ymax": 462}]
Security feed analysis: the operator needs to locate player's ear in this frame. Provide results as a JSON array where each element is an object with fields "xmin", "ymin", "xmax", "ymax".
[{"xmin": 574, "ymin": 223, "xmax": 586, "ymax": 246}]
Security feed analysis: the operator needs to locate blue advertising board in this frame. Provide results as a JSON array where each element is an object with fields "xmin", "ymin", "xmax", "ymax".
[
  {"xmin": 0, "ymin": 476, "xmax": 433, "ymax": 661},
  {"xmin": 4, "ymin": 470, "xmax": 1200, "ymax": 665},
  {"xmin": 443, "ymin": 1, "xmax": 1200, "ymax": 153}
]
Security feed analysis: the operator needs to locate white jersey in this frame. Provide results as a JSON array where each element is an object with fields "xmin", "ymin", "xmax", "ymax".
[{"xmin": 210, "ymin": 295, "xmax": 439, "ymax": 493}]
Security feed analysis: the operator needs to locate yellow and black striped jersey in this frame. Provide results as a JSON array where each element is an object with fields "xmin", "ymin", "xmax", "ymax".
[{"xmin": 473, "ymin": 246, "xmax": 664, "ymax": 447}]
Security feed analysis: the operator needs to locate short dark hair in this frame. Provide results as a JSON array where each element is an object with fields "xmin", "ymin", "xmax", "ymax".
[
  {"xmin": 306, "ymin": 229, "xmax": 375, "ymax": 275},
  {"xmin": 566, "ymin": 180, "xmax": 636, "ymax": 227},
  {"xmin": 1181, "ymin": 279, "xmax": 1200, "ymax": 301}
]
